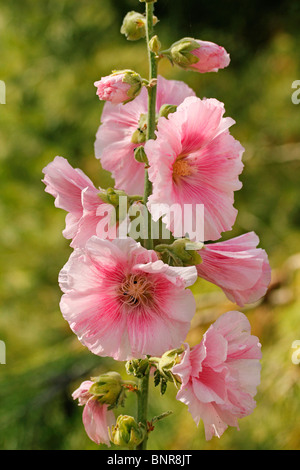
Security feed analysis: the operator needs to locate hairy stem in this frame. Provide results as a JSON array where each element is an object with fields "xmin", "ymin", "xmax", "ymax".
[
  {"xmin": 136, "ymin": 3, "xmax": 158, "ymax": 451},
  {"xmin": 143, "ymin": 1, "xmax": 157, "ymax": 251},
  {"xmin": 136, "ymin": 370, "xmax": 150, "ymax": 450}
]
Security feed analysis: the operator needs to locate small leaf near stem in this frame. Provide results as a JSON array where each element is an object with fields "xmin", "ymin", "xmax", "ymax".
[{"xmin": 151, "ymin": 410, "xmax": 173, "ymax": 425}]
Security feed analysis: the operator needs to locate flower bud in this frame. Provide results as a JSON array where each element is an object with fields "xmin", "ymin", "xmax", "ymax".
[
  {"xmin": 121, "ymin": 11, "xmax": 158, "ymax": 41},
  {"xmin": 131, "ymin": 113, "xmax": 148, "ymax": 144},
  {"xmin": 164, "ymin": 37, "xmax": 230, "ymax": 73},
  {"xmin": 72, "ymin": 380, "xmax": 116, "ymax": 446},
  {"xmin": 111, "ymin": 415, "xmax": 146, "ymax": 450},
  {"xmin": 155, "ymin": 238, "xmax": 203, "ymax": 267},
  {"xmin": 139, "ymin": 0, "xmax": 157, "ymax": 3},
  {"xmin": 158, "ymin": 103, "xmax": 177, "ymax": 119},
  {"xmin": 94, "ymin": 70, "xmax": 143, "ymax": 105},
  {"xmin": 125, "ymin": 358, "xmax": 150, "ymax": 378},
  {"xmin": 149, "ymin": 35, "xmax": 161, "ymax": 54},
  {"xmin": 98, "ymin": 188, "xmax": 127, "ymax": 207},
  {"xmin": 89, "ymin": 371, "xmax": 126, "ymax": 409},
  {"xmin": 134, "ymin": 146, "xmax": 149, "ymax": 165},
  {"xmin": 151, "ymin": 348, "xmax": 184, "ymax": 385},
  {"xmin": 120, "ymin": 11, "xmax": 146, "ymax": 41}
]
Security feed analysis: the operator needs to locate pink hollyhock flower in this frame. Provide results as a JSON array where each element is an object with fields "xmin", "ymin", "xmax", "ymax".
[
  {"xmin": 72, "ymin": 380, "xmax": 115, "ymax": 446},
  {"xmin": 172, "ymin": 311, "xmax": 262, "ymax": 440},
  {"xmin": 94, "ymin": 75, "xmax": 195, "ymax": 195},
  {"xmin": 59, "ymin": 236, "xmax": 197, "ymax": 361},
  {"xmin": 196, "ymin": 232, "xmax": 271, "ymax": 306},
  {"xmin": 94, "ymin": 70, "xmax": 142, "ymax": 105},
  {"xmin": 145, "ymin": 96, "xmax": 244, "ymax": 242},
  {"xmin": 42, "ymin": 156, "xmax": 117, "ymax": 248}
]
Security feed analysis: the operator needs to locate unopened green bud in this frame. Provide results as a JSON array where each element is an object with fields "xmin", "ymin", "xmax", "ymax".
[
  {"xmin": 120, "ymin": 11, "xmax": 146, "ymax": 41},
  {"xmin": 139, "ymin": 0, "xmax": 157, "ymax": 3},
  {"xmin": 149, "ymin": 35, "xmax": 161, "ymax": 55},
  {"xmin": 162, "ymin": 37, "xmax": 200, "ymax": 68},
  {"xmin": 131, "ymin": 113, "xmax": 148, "ymax": 144},
  {"xmin": 89, "ymin": 371, "xmax": 125, "ymax": 409},
  {"xmin": 152, "ymin": 348, "xmax": 184, "ymax": 384},
  {"xmin": 125, "ymin": 358, "xmax": 150, "ymax": 378},
  {"xmin": 155, "ymin": 238, "xmax": 203, "ymax": 267},
  {"xmin": 121, "ymin": 11, "xmax": 158, "ymax": 41},
  {"xmin": 158, "ymin": 104, "xmax": 177, "ymax": 119},
  {"xmin": 134, "ymin": 146, "xmax": 148, "ymax": 165},
  {"xmin": 98, "ymin": 187, "xmax": 127, "ymax": 207},
  {"xmin": 171, "ymin": 238, "xmax": 203, "ymax": 265},
  {"xmin": 111, "ymin": 415, "xmax": 146, "ymax": 450}
]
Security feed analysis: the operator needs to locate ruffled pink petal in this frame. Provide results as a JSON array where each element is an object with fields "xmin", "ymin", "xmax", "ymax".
[
  {"xmin": 72, "ymin": 380, "xmax": 93, "ymax": 405},
  {"xmin": 155, "ymin": 76, "xmax": 196, "ymax": 110},
  {"xmin": 82, "ymin": 399, "xmax": 115, "ymax": 446},
  {"xmin": 135, "ymin": 260, "xmax": 197, "ymax": 288},
  {"xmin": 42, "ymin": 156, "xmax": 119, "ymax": 248},
  {"xmin": 42, "ymin": 156, "xmax": 95, "ymax": 214},
  {"xmin": 196, "ymin": 232, "xmax": 271, "ymax": 306}
]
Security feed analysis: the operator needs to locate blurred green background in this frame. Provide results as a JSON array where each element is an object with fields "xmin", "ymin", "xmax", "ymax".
[{"xmin": 0, "ymin": 0, "xmax": 300, "ymax": 450}]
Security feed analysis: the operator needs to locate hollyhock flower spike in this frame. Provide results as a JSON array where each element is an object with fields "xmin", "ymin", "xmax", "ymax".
[
  {"xmin": 164, "ymin": 37, "xmax": 230, "ymax": 73},
  {"xmin": 172, "ymin": 311, "xmax": 262, "ymax": 440},
  {"xmin": 42, "ymin": 156, "xmax": 120, "ymax": 248},
  {"xmin": 94, "ymin": 70, "xmax": 143, "ymax": 105},
  {"xmin": 94, "ymin": 75, "xmax": 196, "ymax": 194},
  {"xmin": 146, "ymin": 96, "xmax": 244, "ymax": 242},
  {"xmin": 42, "ymin": 0, "xmax": 271, "ymax": 450},
  {"xmin": 72, "ymin": 380, "xmax": 116, "ymax": 446},
  {"xmin": 196, "ymin": 231, "xmax": 271, "ymax": 306},
  {"xmin": 59, "ymin": 236, "xmax": 197, "ymax": 361}
]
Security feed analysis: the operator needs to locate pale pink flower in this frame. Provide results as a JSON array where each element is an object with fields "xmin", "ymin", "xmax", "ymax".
[
  {"xmin": 59, "ymin": 236, "xmax": 197, "ymax": 361},
  {"xmin": 196, "ymin": 232, "xmax": 271, "ymax": 306},
  {"xmin": 172, "ymin": 311, "xmax": 262, "ymax": 440},
  {"xmin": 72, "ymin": 380, "xmax": 115, "ymax": 446},
  {"xmin": 189, "ymin": 40, "xmax": 230, "ymax": 73},
  {"xmin": 145, "ymin": 96, "xmax": 244, "ymax": 242},
  {"xmin": 42, "ymin": 156, "xmax": 117, "ymax": 248},
  {"xmin": 94, "ymin": 75, "xmax": 195, "ymax": 195}
]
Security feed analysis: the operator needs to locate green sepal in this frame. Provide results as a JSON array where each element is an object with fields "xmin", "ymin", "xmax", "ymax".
[
  {"xmin": 125, "ymin": 358, "xmax": 150, "ymax": 378},
  {"xmin": 88, "ymin": 371, "xmax": 127, "ymax": 409},
  {"xmin": 155, "ymin": 238, "xmax": 203, "ymax": 267}
]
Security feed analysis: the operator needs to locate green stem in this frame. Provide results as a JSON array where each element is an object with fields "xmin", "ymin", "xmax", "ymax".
[
  {"xmin": 136, "ymin": 2, "xmax": 158, "ymax": 450},
  {"xmin": 143, "ymin": 1, "xmax": 157, "ymax": 251},
  {"xmin": 145, "ymin": 2, "xmax": 157, "ymax": 141},
  {"xmin": 136, "ymin": 370, "xmax": 150, "ymax": 450}
]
